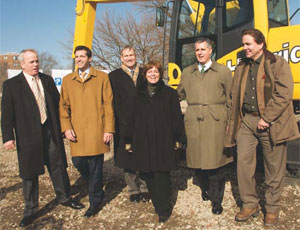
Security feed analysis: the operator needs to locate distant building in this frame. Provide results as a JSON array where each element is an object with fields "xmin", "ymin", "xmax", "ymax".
[
  {"xmin": 0, "ymin": 52, "xmax": 20, "ymax": 69},
  {"xmin": 0, "ymin": 53, "xmax": 21, "ymax": 88}
]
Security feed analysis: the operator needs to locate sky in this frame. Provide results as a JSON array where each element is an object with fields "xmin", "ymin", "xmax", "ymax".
[{"xmin": 1, "ymin": 0, "xmax": 300, "ymax": 69}]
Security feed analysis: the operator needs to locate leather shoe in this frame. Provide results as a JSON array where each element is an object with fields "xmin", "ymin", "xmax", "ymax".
[
  {"xmin": 212, "ymin": 203, "xmax": 223, "ymax": 215},
  {"xmin": 19, "ymin": 215, "xmax": 34, "ymax": 227},
  {"xmin": 84, "ymin": 205, "xmax": 102, "ymax": 218},
  {"xmin": 61, "ymin": 199, "xmax": 85, "ymax": 210},
  {"xmin": 141, "ymin": 192, "xmax": 151, "ymax": 202},
  {"xmin": 202, "ymin": 191, "xmax": 209, "ymax": 201},
  {"xmin": 159, "ymin": 214, "xmax": 170, "ymax": 223},
  {"xmin": 129, "ymin": 194, "xmax": 140, "ymax": 203},
  {"xmin": 235, "ymin": 207, "xmax": 260, "ymax": 222},
  {"xmin": 264, "ymin": 212, "xmax": 279, "ymax": 227}
]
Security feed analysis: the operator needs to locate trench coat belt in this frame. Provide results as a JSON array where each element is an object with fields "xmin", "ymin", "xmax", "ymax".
[{"xmin": 188, "ymin": 102, "xmax": 224, "ymax": 121}]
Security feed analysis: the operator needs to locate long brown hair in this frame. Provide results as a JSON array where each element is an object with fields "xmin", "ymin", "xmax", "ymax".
[{"xmin": 242, "ymin": 28, "xmax": 267, "ymax": 50}]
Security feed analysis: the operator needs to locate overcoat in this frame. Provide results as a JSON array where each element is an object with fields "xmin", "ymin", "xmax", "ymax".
[
  {"xmin": 108, "ymin": 68, "xmax": 144, "ymax": 169},
  {"xmin": 1, "ymin": 72, "xmax": 67, "ymax": 179},
  {"xmin": 59, "ymin": 67, "xmax": 115, "ymax": 156},
  {"xmin": 177, "ymin": 61, "xmax": 233, "ymax": 169},
  {"xmin": 129, "ymin": 79, "xmax": 185, "ymax": 172},
  {"xmin": 224, "ymin": 51, "xmax": 299, "ymax": 147}
]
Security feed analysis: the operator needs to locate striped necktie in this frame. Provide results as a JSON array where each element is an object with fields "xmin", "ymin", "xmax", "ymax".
[
  {"xmin": 32, "ymin": 77, "xmax": 47, "ymax": 124},
  {"xmin": 200, "ymin": 65, "xmax": 205, "ymax": 74}
]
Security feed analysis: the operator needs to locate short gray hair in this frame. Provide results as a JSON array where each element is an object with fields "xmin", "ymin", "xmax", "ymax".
[
  {"xmin": 120, "ymin": 45, "xmax": 135, "ymax": 56},
  {"xmin": 19, "ymin": 49, "xmax": 38, "ymax": 62},
  {"xmin": 195, "ymin": 37, "xmax": 213, "ymax": 49}
]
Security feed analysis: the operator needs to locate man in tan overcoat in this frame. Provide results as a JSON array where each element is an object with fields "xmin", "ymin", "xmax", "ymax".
[
  {"xmin": 60, "ymin": 46, "xmax": 115, "ymax": 217},
  {"xmin": 224, "ymin": 29, "xmax": 299, "ymax": 227},
  {"xmin": 177, "ymin": 37, "xmax": 233, "ymax": 215}
]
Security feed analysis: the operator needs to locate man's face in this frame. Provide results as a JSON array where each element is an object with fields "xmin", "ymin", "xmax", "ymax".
[
  {"xmin": 195, "ymin": 41, "xmax": 212, "ymax": 65},
  {"xmin": 75, "ymin": 50, "xmax": 91, "ymax": 71},
  {"xmin": 242, "ymin": 34, "xmax": 264, "ymax": 60},
  {"xmin": 121, "ymin": 48, "xmax": 136, "ymax": 69},
  {"xmin": 20, "ymin": 51, "xmax": 39, "ymax": 76}
]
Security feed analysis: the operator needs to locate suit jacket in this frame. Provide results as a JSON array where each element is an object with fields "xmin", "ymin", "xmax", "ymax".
[
  {"xmin": 224, "ymin": 50, "xmax": 299, "ymax": 147},
  {"xmin": 108, "ymin": 68, "xmax": 144, "ymax": 169},
  {"xmin": 1, "ymin": 72, "xmax": 67, "ymax": 179}
]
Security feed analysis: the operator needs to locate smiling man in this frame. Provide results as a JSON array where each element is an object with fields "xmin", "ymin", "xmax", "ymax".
[
  {"xmin": 60, "ymin": 45, "xmax": 114, "ymax": 217},
  {"xmin": 1, "ymin": 49, "xmax": 84, "ymax": 227},
  {"xmin": 225, "ymin": 28, "xmax": 299, "ymax": 227},
  {"xmin": 177, "ymin": 37, "xmax": 233, "ymax": 215},
  {"xmin": 108, "ymin": 45, "xmax": 150, "ymax": 204}
]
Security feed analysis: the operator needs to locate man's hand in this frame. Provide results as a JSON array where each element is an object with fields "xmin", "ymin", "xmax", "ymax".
[
  {"xmin": 64, "ymin": 130, "xmax": 77, "ymax": 142},
  {"xmin": 4, "ymin": 140, "xmax": 15, "ymax": 150},
  {"xmin": 103, "ymin": 132, "xmax": 113, "ymax": 144},
  {"xmin": 257, "ymin": 118, "xmax": 270, "ymax": 130}
]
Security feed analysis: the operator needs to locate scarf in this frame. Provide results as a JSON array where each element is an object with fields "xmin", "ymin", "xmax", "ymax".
[{"xmin": 121, "ymin": 63, "xmax": 140, "ymax": 86}]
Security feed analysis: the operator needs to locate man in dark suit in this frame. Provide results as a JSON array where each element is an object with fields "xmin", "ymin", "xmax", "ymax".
[
  {"xmin": 109, "ymin": 45, "xmax": 150, "ymax": 203},
  {"xmin": 1, "ymin": 49, "xmax": 84, "ymax": 227}
]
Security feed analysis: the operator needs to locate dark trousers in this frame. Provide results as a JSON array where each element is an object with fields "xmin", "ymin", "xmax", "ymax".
[
  {"xmin": 72, "ymin": 154, "xmax": 104, "ymax": 208},
  {"xmin": 22, "ymin": 121, "xmax": 70, "ymax": 217},
  {"xmin": 195, "ymin": 166, "xmax": 225, "ymax": 204},
  {"xmin": 140, "ymin": 171, "xmax": 172, "ymax": 216}
]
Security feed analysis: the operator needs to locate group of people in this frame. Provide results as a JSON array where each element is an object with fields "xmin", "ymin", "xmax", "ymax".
[{"xmin": 1, "ymin": 28, "xmax": 299, "ymax": 228}]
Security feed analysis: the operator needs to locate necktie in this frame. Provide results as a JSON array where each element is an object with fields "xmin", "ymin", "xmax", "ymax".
[
  {"xmin": 200, "ymin": 65, "xmax": 205, "ymax": 74},
  {"xmin": 32, "ymin": 77, "xmax": 47, "ymax": 124},
  {"xmin": 80, "ymin": 72, "xmax": 86, "ymax": 81}
]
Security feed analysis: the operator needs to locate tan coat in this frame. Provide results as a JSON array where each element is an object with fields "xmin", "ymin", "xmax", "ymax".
[
  {"xmin": 224, "ymin": 51, "xmax": 299, "ymax": 147},
  {"xmin": 178, "ymin": 61, "xmax": 233, "ymax": 169},
  {"xmin": 60, "ymin": 67, "xmax": 115, "ymax": 156}
]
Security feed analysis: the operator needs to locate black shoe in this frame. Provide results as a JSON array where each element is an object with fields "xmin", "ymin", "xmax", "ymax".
[
  {"xmin": 84, "ymin": 205, "xmax": 102, "ymax": 218},
  {"xmin": 141, "ymin": 192, "xmax": 151, "ymax": 202},
  {"xmin": 129, "ymin": 194, "xmax": 140, "ymax": 203},
  {"xmin": 19, "ymin": 216, "xmax": 34, "ymax": 227},
  {"xmin": 159, "ymin": 214, "xmax": 170, "ymax": 223},
  {"xmin": 202, "ymin": 191, "xmax": 209, "ymax": 201},
  {"xmin": 61, "ymin": 199, "xmax": 85, "ymax": 210},
  {"xmin": 212, "ymin": 203, "xmax": 223, "ymax": 215}
]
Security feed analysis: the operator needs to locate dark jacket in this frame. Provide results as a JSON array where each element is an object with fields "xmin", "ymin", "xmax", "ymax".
[
  {"xmin": 1, "ymin": 72, "xmax": 67, "ymax": 179},
  {"xmin": 129, "ymin": 79, "xmax": 185, "ymax": 172},
  {"xmin": 224, "ymin": 51, "xmax": 299, "ymax": 147},
  {"xmin": 108, "ymin": 68, "xmax": 144, "ymax": 168}
]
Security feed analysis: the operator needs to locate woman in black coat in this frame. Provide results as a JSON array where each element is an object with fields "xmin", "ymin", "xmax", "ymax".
[{"xmin": 128, "ymin": 60, "xmax": 185, "ymax": 222}]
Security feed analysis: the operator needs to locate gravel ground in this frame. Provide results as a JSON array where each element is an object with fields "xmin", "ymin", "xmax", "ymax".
[{"xmin": 1, "ymin": 138, "xmax": 300, "ymax": 230}]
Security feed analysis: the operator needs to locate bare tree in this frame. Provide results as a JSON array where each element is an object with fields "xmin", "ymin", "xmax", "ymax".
[
  {"xmin": 38, "ymin": 52, "xmax": 59, "ymax": 75},
  {"xmin": 92, "ymin": 9, "xmax": 164, "ymax": 71}
]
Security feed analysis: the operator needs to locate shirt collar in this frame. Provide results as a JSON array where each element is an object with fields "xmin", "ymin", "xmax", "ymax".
[
  {"xmin": 198, "ymin": 59, "xmax": 212, "ymax": 71},
  {"xmin": 78, "ymin": 67, "xmax": 90, "ymax": 76},
  {"xmin": 23, "ymin": 71, "xmax": 39, "ymax": 80}
]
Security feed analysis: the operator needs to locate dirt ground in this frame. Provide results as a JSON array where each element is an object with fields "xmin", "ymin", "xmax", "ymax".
[{"xmin": 1, "ymin": 137, "xmax": 300, "ymax": 230}]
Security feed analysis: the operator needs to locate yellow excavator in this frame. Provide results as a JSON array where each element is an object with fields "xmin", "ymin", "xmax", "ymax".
[{"xmin": 73, "ymin": 0, "xmax": 300, "ymax": 174}]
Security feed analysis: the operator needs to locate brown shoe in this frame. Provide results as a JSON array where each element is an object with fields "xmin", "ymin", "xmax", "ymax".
[
  {"xmin": 264, "ymin": 212, "xmax": 279, "ymax": 227},
  {"xmin": 235, "ymin": 207, "xmax": 260, "ymax": 222}
]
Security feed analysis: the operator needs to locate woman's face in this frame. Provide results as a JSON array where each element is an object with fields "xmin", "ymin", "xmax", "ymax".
[{"xmin": 146, "ymin": 66, "xmax": 160, "ymax": 84}]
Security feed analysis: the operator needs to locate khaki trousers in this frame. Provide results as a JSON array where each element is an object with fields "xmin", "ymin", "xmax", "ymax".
[{"xmin": 236, "ymin": 113, "xmax": 287, "ymax": 213}]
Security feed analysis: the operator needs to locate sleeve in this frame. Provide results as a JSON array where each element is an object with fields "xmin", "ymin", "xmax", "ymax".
[
  {"xmin": 59, "ymin": 78, "xmax": 73, "ymax": 132},
  {"xmin": 262, "ymin": 58, "xmax": 294, "ymax": 123},
  {"xmin": 223, "ymin": 67, "xmax": 233, "ymax": 123},
  {"xmin": 102, "ymin": 74, "xmax": 115, "ymax": 133},
  {"xmin": 1, "ymin": 81, "xmax": 16, "ymax": 143},
  {"xmin": 177, "ymin": 70, "xmax": 186, "ymax": 100},
  {"xmin": 171, "ymin": 90, "xmax": 186, "ymax": 143}
]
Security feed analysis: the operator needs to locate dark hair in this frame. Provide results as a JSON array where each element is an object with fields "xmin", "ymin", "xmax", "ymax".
[
  {"xmin": 142, "ymin": 60, "xmax": 163, "ymax": 79},
  {"xmin": 242, "ymin": 29, "xmax": 267, "ymax": 50},
  {"xmin": 195, "ymin": 37, "xmax": 213, "ymax": 48},
  {"xmin": 74, "ymin": 45, "xmax": 92, "ymax": 58}
]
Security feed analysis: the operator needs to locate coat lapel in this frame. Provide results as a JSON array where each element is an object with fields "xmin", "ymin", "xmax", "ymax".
[
  {"xmin": 239, "ymin": 64, "xmax": 250, "ymax": 114},
  {"xmin": 256, "ymin": 55, "xmax": 266, "ymax": 114}
]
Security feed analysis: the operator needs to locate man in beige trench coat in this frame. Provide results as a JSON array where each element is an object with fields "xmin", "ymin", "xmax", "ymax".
[
  {"xmin": 224, "ymin": 29, "xmax": 299, "ymax": 227},
  {"xmin": 60, "ymin": 46, "xmax": 115, "ymax": 217},
  {"xmin": 177, "ymin": 37, "xmax": 233, "ymax": 215}
]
